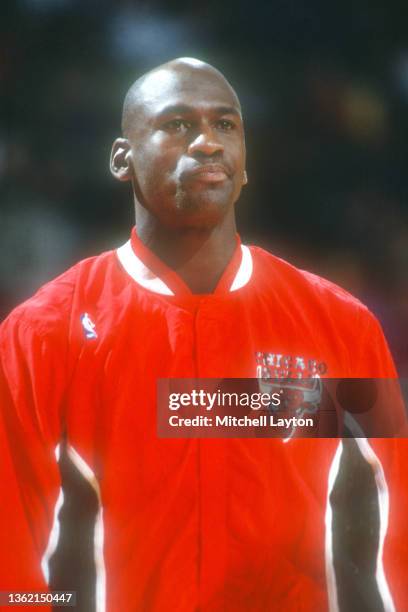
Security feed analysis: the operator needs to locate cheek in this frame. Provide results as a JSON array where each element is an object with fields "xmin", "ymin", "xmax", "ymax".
[
  {"xmin": 225, "ymin": 137, "xmax": 245, "ymax": 167},
  {"xmin": 235, "ymin": 141, "xmax": 246, "ymax": 167},
  {"xmin": 132, "ymin": 146, "xmax": 179, "ymax": 200},
  {"xmin": 144, "ymin": 133, "xmax": 179, "ymax": 166},
  {"xmin": 132, "ymin": 146, "xmax": 160, "ymax": 184}
]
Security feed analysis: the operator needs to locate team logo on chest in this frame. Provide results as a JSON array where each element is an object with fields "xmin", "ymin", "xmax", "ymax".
[
  {"xmin": 255, "ymin": 351, "xmax": 327, "ymax": 440},
  {"xmin": 255, "ymin": 351, "xmax": 327, "ymax": 379}
]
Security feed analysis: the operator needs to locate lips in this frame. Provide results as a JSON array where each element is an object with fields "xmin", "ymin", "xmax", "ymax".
[{"xmin": 182, "ymin": 163, "xmax": 230, "ymax": 183}]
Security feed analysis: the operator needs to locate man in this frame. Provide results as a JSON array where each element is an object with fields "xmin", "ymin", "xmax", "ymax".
[{"xmin": 0, "ymin": 58, "xmax": 407, "ymax": 611}]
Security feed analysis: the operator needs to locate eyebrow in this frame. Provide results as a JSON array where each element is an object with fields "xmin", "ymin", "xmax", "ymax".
[{"xmin": 155, "ymin": 104, "xmax": 241, "ymax": 119}]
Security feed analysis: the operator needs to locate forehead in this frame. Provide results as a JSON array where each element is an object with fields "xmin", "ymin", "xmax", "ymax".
[{"xmin": 136, "ymin": 67, "xmax": 241, "ymax": 117}]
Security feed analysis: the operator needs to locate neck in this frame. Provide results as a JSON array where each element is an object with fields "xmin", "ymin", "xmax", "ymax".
[{"xmin": 135, "ymin": 212, "xmax": 237, "ymax": 294}]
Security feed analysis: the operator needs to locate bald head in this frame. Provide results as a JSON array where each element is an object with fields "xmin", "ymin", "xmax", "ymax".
[{"xmin": 121, "ymin": 57, "xmax": 241, "ymax": 137}]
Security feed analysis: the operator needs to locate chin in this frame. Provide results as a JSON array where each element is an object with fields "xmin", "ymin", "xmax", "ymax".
[
  {"xmin": 148, "ymin": 183, "xmax": 238, "ymax": 230},
  {"xmin": 159, "ymin": 199, "xmax": 229, "ymax": 231},
  {"xmin": 180, "ymin": 185, "xmax": 231, "ymax": 209},
  {"xmin": 176, "ymin": 192, "xmax": 231, "ymax": 227}
]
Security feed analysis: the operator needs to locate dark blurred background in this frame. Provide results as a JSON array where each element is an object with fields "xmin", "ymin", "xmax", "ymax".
[{"xmin": 1, "ymin": 0, "xmax": 407, "ymax": 374}]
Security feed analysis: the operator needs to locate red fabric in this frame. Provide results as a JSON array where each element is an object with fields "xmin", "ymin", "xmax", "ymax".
[{"xmin": 0, "ymin": 232, "xmax": 406, "ymax": 611}]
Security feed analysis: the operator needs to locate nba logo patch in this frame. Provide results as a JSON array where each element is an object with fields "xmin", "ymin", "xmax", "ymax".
[{"xmin": 81, "ymin": 312, "xmax": 98, "ymax": 339}]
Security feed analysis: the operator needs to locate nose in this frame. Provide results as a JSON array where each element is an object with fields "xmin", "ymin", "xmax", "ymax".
[{"xmin": 187, "ymin": 129, "xmax": 224, "ymax": 157}]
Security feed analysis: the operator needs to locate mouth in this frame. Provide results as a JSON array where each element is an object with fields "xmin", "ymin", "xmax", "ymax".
[{"xmin": 182, "ymin": 163, "xmax": 230, "ymax": 184}]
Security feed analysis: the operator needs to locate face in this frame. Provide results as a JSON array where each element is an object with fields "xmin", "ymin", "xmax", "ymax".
[{"xmin": 123, "ymin": 66, "xmax": 246, "ymax": 229}]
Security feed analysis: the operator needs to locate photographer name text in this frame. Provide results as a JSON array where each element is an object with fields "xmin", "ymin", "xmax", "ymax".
[{"xmin": 168, "ymin": 414, "xmax": 314, "ymax": 428}]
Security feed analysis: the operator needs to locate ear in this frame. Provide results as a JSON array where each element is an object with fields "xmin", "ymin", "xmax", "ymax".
[
  {"xmin": 110, "ymin": 138, "xmax": 133, "ymax": 182},
  {"xmin": 243, "ymin": 170, "xmax": 248, "ymax": 185}
]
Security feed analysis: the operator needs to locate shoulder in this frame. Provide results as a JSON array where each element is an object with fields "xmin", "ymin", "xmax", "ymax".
[
  {"xmin": 246, "ymin": 245, "xmax": 396, "ymax": 376},
  {"xmin": 248, "ymin": 244, "xmax": 370, "ymax": 318},
  {"xmin": 0, "ymin": 249, "xmax": 116, "ymax": 340}
]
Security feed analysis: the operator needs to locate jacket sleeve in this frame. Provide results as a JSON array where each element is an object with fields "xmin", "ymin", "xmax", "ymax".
[
  {"xmin": 351, "ymin": 307, "xmax": 408, "ymax": 611},
  {"xmin": 0, "ymin": 302, "xmax": 68, "ymax": 598}
]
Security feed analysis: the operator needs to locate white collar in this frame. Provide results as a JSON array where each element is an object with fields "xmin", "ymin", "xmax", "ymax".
[{"xmin": 116, "ymin": 240, "xmax": 253, "ymax": 296}]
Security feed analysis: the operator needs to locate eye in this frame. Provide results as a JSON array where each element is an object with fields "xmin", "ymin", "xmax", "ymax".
[
  {"xmin": 162, "ymin": 118, "xmax": 191, "ymax": 133},
  {"xmin": 216, "ymin": 119, "xmax": 236, "ymax": 131}
]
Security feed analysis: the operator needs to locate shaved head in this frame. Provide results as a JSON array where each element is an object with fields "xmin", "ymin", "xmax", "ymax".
[{"xmin": 121, "ymin": 57, "xmax": 241, "ymax": 137}]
